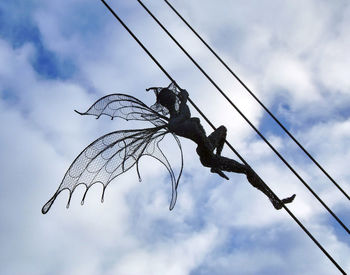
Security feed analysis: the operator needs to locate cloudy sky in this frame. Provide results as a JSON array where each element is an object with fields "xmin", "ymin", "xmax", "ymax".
[{"xmin": 0, "ymin": 0, "xmax": 349, "ymax": 274}]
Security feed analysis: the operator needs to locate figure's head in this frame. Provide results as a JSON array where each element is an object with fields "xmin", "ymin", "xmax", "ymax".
[
  {"xmin": 147, "ymin": 84, "xmax": 179, "ymax": 115},
  {"xmin": 157, "ymin": 88, "xmax": 177, "ymax": 110}
]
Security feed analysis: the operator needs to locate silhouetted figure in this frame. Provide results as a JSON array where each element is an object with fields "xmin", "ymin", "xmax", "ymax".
[
  {"xmin": 149, "ymin": 84, "xmax": 295, "ymax": 210},
  {"xmin": 42, "ymin": 82, "xmax": 295, "ymax": 214}
]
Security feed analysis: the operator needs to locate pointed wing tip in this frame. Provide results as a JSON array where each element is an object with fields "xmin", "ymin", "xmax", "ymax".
[
  {"xmin": 41, "ymin": 202, "xmax": 51, "ymax": 215},
  {"xmin": 169, "ymin": 190, "xmax": 178, "ymax": 211},
  {"xmin": 41, "ymin": 194, "xmax": 58, "ymax": 214}
]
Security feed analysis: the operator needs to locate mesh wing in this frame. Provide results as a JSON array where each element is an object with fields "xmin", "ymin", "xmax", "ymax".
[
  {"xmin": 75, "ymin": 94, "xmax": 168, "ymax": 126},
  {"xmin": 42, "ymin": 126, "xmax": 183, "ymax": 214}
]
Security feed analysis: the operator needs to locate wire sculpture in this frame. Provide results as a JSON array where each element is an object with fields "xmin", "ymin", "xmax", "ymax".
[{"xmin": 42, "ymin": 82, "xmax": 295, "ymax": 214}]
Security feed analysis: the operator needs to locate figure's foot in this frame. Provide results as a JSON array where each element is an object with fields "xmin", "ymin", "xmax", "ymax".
[
  {"xmin": 282, "ymin": 194, "xmax": 296, "ymax": 205},
  {"xmin": 244, "ymin": 167, "xmax": 296, "ymax": 210},
  {"xmin": 211, "ymin": 167, "xmax": 229, "ymax": 180},
  {"xmin": 271, "ymin": 194, "xmax": 296, "ymax": 210}
]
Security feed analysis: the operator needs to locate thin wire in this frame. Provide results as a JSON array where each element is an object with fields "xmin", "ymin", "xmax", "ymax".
[
  {"xmin": 136, "ymin": 0, "xmax": 349, "ymax": 235},
  {"xmin": 99, "ymin": 1, "xmax": 346, "ymax": 273},
  {"xmin": 163, "ymin": 0, "xmax": 349, "ymax": 201}
]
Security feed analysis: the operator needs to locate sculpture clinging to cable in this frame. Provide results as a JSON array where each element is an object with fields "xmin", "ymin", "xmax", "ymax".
[{"xmin": 42, "ymin": 82, "xmax": 295, "ymax": 214}]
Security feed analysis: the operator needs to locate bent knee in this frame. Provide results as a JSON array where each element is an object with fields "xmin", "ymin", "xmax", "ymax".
[
  {"xmin": 217, "ymin": 126, "xmax": 227, "ymax": 140},
  {"xmin": 217, "ymin": 125, "xmax": 227, "ymax": 134}
]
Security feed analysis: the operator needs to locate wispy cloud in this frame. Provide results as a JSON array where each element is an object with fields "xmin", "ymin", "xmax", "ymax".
[{"xmin": 0, "ymin": 0, "xmax": 349, "ymax": 274}]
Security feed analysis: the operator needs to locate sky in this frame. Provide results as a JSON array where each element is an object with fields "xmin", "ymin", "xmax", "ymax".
[{"xmin": 0, "ymin": 0, "xmax": 349, "ymax": 274}]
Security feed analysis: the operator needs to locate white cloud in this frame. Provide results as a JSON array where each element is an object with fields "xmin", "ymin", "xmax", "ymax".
[
  {"xmin": 1, "ymin": 0, "xmax": 349, "ymax": 274},
  {"xmin": 109, "ymin": 226, "xmax": 218, "ymax": 275}
]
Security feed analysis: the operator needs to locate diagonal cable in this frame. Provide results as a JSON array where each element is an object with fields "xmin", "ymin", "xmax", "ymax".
[
  {"xmin": 163, "ymin": 0, "xmax": 349, "ymax": 201},
  {"xmin": 99, "ymin": 1, "xmax": 346, "ymax": 273},
  {"xmin": 136, "ymin": 0, "xmax": 349, "ymax": 235}
]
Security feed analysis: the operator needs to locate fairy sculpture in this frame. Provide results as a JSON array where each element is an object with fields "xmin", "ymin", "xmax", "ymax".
[{"xmin": 42, "ymin": 82, "xmax": 295, "ymax": 214}]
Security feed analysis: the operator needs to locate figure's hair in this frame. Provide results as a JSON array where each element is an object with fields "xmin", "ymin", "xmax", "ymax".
[
  {"xmin": 157, "ymin": 88, "xmax": 176, "ymax": 109},
  {"xmin": 148, "ymin": 83, "xmax": 180, "ymax": 116}
]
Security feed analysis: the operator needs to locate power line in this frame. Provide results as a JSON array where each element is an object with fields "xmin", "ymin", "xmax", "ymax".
[
  {"xmin": 163, "ymin": 0, "xmax": 349, "ymax": 201},
  {"xmin": 99, "ymin": 1, "xmax": 346, "ymax": 273},
  {"xmin": 136, "ymin": 0, "xmax": 349, "ymax": 235}
]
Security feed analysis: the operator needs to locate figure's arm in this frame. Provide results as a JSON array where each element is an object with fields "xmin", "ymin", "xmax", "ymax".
[
  {"xmin": 146, "ymin": 87, "xmax": 161, "ymax": 92},
  {"xmin": 177, "ymin": 89, "xmax": 191, "ymax": 120},
  {"xmin": 178, "ymin": 89, "xmax": 189, "ymax": 103}
]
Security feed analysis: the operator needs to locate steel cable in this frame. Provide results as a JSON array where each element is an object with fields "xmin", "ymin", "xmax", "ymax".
[
  {"xmin": 136, "ymin": 0, "xmax": 349, "ymax": 235},
  {"xmin": 99, "ymin": 1, "xmax": 346, "ymax": 273},
  {"xmin": 163, "ymin": 0, "xmax": 349, "ymax": 201}
]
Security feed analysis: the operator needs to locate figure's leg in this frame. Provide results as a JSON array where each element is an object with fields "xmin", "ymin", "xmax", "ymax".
[
  {"xmin": 208, "ymin": 126, "xmax": 227, "ymax": 156},
  {"xmin": 216, "ymin": 156, "xmax": 248, "ymax": 174},
  {"xmin": 207, "ymin": 126, "xmax": 231, "ymax": 179},
  {"xmin": 209, "ymin": 154, "xmax": 249, "ymax": 180},
  {"xmin": 214, "ymin": 156, "xmax": 295, "ymax": 209},
  {"xmin": 246, "ymin": 168, "xmax": 296, "ymax": 210}
]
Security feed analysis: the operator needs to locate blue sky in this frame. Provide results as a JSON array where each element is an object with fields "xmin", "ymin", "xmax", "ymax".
[{"xmin": 0, "ymin": 0, "xmax": 349, "ymax": 274}]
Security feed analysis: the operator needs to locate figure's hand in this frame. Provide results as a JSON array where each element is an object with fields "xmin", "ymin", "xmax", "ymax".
[{"xmin": 146, "ymin": 87, "xmax": 159, "ymax": 92}]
